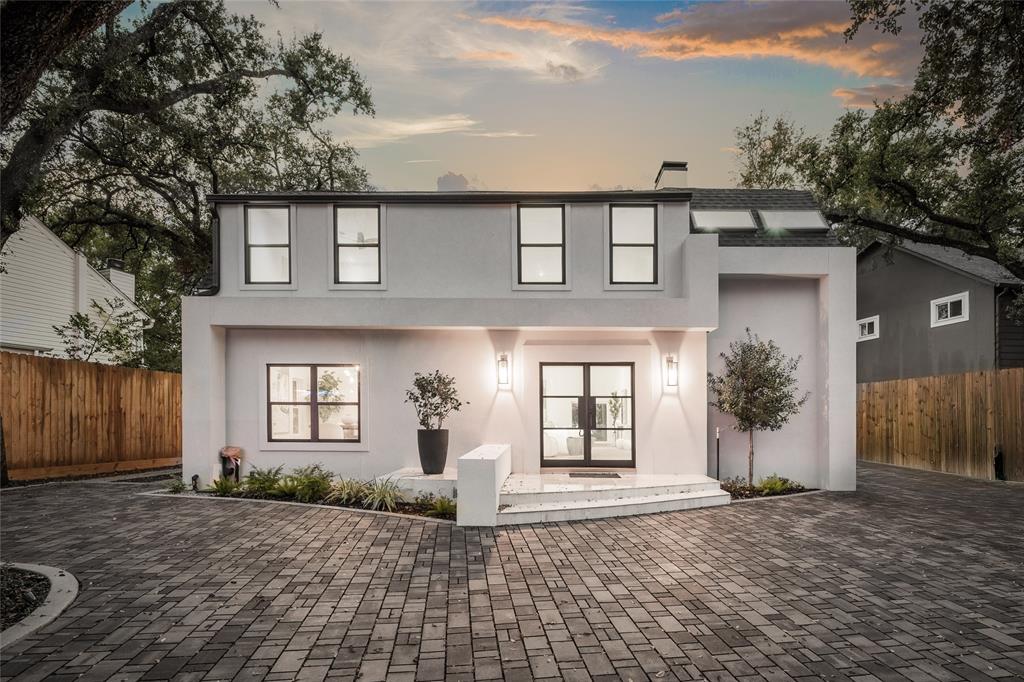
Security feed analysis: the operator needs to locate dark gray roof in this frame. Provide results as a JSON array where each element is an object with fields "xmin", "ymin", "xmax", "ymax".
[
  {"xmin": 688, "ymin": 188, "xmax": 819, "ymax": 211},
  {"xmin": 208, "ymin": 189, "xmax": 692, "ymax": 204},
  {"xmin": 687, "ymin": 188, "xmax": 837, "ymax": 246},
  {"xmin": 886, "ymin": 241, "xmax": 1021, "ymax": 285}
]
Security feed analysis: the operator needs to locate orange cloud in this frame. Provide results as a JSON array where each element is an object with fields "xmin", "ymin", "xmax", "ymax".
[
  {"xmin": 458, "ymin": 49, "xmax": 520, "ymax": 62},
  {"xmin": 832, "ymin": 83, "xmax": 912, "ymax": 108},
  {"xmin": 480, "ymin": 3, "xmax": 922, "ymax": 81}
]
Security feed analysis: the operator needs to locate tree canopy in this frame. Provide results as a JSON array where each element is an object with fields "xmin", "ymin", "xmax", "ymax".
[
  {"xmin": 733, "ymin": 0, "xmax": 1023, "ymax": 289},
  {"xmin": 1, "ymin": 0, "xmax": 374, "ymax": 370}
]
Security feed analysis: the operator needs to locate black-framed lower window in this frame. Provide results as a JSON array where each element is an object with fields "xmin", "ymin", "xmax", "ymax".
[
  {"xmin": 267, "ymin": 364, "xmax": 360, "ymax": 442},
  {"xmin": 518, "ymin": 204, "xmax": 565, "ymax": 284},
  {"xmin": 335, "ymin": 206, "xmax": 381, "ymax": 284},
  {"xmin": 609, "ymin": 204, "xmax": 657, "ymax": 284},
  {"xmin": 245, "ymin": 206, "xmax": 291, "ymax": 284}
]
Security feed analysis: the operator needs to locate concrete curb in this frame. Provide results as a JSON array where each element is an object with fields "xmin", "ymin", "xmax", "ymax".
[
  {"xmin": 0, "ymin": 564, "xmax": 79, "ymax": 649},
  {"xmin": 137, "ymin": 490, "xmax": 456, "ymax": 525}
]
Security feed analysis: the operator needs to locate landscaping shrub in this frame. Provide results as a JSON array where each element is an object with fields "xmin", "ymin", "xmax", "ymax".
[
  {"xmin": 164, "ymin": 478, "xmax": 187, "ymax": 494},
  {"xmin": 757, "ymin": 474, "xmax": 803, "ymax": 496},
  {"xmin": 273, "ymin": 476, "xmax": 301, "ymax": 498},
  {"xmin": 244, "ymin": 465, "xmax": 284, "ymax": 498},
  {"xmin": 721, "ymin": 474, "xmax": 807, "ymax": 499},
  {"xmin": 290, "ymin": 464, "xmax": 333, "ymax": 503},
  {"xmin": 325, "ymin": 478, "xmax": 367, "ymax": 506},
  {"xmin": 209, "ymin": 477, "xmax": 239, "ymax": 496},
  {"xmin": 425, "ymin": 495, "xmax": 457, "ymax": 520},
  {"xmin": 362, "ymin": 478, "xmax": 404, "ymax": 511}
]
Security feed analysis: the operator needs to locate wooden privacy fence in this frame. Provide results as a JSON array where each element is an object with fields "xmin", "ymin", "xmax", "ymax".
[
  {"xmin": 1, "ymin": 351, "xmax": 181, "ymax": 480},
  {"xmin": 857, "ymin": 367, "xmax": 1023, "ymax": 481}
]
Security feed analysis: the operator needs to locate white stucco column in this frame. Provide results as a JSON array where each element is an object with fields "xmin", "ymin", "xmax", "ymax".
[
  {"xmin": 819, "ymin": 247, "xmax": 857, "ymax": 490},
  {"xmin": 181, "ymin": 297, "xmax": 226, "ymax": 486}
]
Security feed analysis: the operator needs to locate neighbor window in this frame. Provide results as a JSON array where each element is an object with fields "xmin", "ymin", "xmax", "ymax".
[
  {"xmin": 245, "ymin": 206, "xmax": 290, "ymax": 284},
  {"xmin": 518, "ymin": 205, "xmax": 565, "ymax": 284},
  {"xmin": 931, "ymin": 291, "xmax": 969, "ymax": 327},
  {"xmin": 691, "ymin": 210, "xmax": 756, "ymax": 231},
  {"xmin": 610, "ymin": 204, "xmax": 657, "ymax": 284},
  {"xmin": 857, "ymin": 315, "xmax": 880, "ymax": 342},
  {"xmin": 268, "ymin": 364, "xmax": 360, "ymax": 442},
  {"xmin": 335, "ymin": 206, "xmax": 380, "ymax": 284}
]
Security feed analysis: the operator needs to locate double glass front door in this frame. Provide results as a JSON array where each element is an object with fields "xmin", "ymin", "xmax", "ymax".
[{"xmin": 540, "ymin": 363, "xmax": 635, "ymax": 467}]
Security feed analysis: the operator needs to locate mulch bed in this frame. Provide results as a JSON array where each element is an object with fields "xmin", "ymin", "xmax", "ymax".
[
  {"xmin": 185, "ymin": 491, "xmax": 457, "ymax": 521},
  {"xmin": 1, "ymin": 564, "xmax": 51, "ymax": 630},
  {"xmin": 720, "ymin": 479, "xmax": 812, "ymax": 500}
]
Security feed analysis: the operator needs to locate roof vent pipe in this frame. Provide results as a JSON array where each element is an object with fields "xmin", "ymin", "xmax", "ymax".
[{"xmin": 654, "ymin": 161, "xmax": 688, "ymax": 189}]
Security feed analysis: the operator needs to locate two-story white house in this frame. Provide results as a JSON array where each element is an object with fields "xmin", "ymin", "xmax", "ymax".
[{"xmin": 183, "ymin": 162, "xmax": 856, "ymax": 525}]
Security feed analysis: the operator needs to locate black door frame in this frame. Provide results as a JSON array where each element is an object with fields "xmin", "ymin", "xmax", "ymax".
[{"xmin": 539, "ymin": 362, "xmax": 636, "ymax": 468}]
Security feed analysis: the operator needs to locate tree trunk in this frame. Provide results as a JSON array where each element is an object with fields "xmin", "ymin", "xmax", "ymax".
[{"xmin": 747, "ymin": 430, "xmax": 754, "ymax": 486}]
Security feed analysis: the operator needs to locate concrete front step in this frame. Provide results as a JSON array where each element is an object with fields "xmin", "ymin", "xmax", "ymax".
[
  {"xmin": 495, "ymin": 488, "xmax": 731, "ymax": 525},
  {"xmin": 499, "ymin": 473, "xmax": 722, "ymax": 506}
]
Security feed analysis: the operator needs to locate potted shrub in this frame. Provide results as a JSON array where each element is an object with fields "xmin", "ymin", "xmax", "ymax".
[{"xmin": 405, "ymin": 370, "xmax": 467, "ymax": 474}]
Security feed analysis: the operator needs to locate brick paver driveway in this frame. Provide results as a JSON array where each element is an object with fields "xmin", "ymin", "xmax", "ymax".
[{"xmin": 1, "ymin": 463, "xmax": 1022, "ymax": 682}]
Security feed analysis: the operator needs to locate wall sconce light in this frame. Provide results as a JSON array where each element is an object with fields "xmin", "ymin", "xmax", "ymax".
[
  {"xmin": 664, "ymin": 354, "xmax": 678, "ymax": 387},
  {"xmin": 497, "ymin": 352, "xmax": 511, "ymax": 387}
]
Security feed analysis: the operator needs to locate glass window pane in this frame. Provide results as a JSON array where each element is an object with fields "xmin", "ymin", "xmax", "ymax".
[
  {"xmin": 520, "ymin": 207, "xmax": 563, "ymax": 244},
  {"xmin": 317, "ymin": 366, "xmax": 359, "ymax": 402},
  {"xmin": 937, "ymin": 302, "xmax": 949, "ymax": 320},
  {"xmin": 612, "ymin": 246, "xmax": 654, "ymax": 283},
  {"xmin": 520, "ymin": 246, "xmax": 563, "ymax": 283},
  {"xmin": 336, "ymin": 207, "xmax": 379, "ymax": 245},
  {"xmin": 270, "ymin": 404, "xmax": 311, "ymax": 440},
  {"xmin": 338, "ymin": 246, "xmax": 379, "ymax": 282},
  {"xmin": 247, "ymin": 207, "xmax": 289, "ymax": 244},
  {"xmin": 691, "ymin": 210, "xmax": 755, "ymax": 230},
  {"xmin": 543, "ymin": 429, "xmax": 585, "ymax": 461},
  {"xmin": 593, "ymin": 396, "xmax": 631, "ymax": 428},
  {"xmin": 949, "ymin": 299, "xmax": 963, "ymax": 317},
  {"xmin": 269, "ymin": 366, "xmax": 311, "ymax": 402},
  {"xmin": 542, "ymin": 365, "xmax": 583, "ymax": 396},
  {"xmin": 612, "ymin": 206, "xmax": 655, "ymax": 243},
  {"xmin": 318, "ymin": 404, "xmax": 359, "ymax": 441},
  {"xmin": 759, "ymin": 210, "xmax": 828, "ymax": 230},
  {"xmin": 589, "ymin": 366, "xmax": 632, "ymax": 397},
  {"xmin": 590, "ymin": 430, "xmax": 632, "ymax": 461},
  {"xmin": 249, "ymin": 246, "xmax": 290, "ymax": 283},
  {"xmin": 542, "ymin": 397, "xmax": 579, "ymax": 429}
]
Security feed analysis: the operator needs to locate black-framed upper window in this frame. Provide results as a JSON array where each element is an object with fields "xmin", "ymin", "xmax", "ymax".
[
  {"xmin": 268, "ymin": 364, "xmax": 361, "ymax": 442},
  {"xmin": 245, "ymin": 206, "xmax": 291, "ymax": 284},
  {"xmin": 335, "ymin": 206, "xmax": 381, "ymax": 284},
  {"xmin": 518, "ymin": 205, "xmax": 565, "ymax": 284},
  {"xmin": 610, "ymin": 204, "xmax": 657, "ymax": 284}
]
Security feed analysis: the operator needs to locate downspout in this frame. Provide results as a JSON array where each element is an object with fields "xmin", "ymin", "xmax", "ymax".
[
  {"xmin": 196, "ymin": 201, "xmax": 220, "ymax": 296},
  {"xmin": 994, "ymin": 286, "xmax": 1006, "ymax": 370}
]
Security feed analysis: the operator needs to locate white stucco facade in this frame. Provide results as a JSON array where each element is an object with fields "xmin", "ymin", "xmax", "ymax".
[{"xmin": 183, "ymin": 189, "xmax": 856, "ymax": 493}]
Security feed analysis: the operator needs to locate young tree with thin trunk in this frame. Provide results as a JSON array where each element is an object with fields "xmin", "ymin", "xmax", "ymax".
[{"xmin": 708, "ymin": 329, "xmax": 809, "ymax": 485}]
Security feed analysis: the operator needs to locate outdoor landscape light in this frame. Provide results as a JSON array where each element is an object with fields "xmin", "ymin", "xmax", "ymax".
[
  {"xmin": 665, "ymin": 354, "xmax": 678, "ymax": 387},
  {"xmin": 497, "ymin": 352, "xmax": 510, "ymax": 387}
]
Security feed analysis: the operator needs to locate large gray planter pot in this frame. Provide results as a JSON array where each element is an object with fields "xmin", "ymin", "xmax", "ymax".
[{"xmin": 417, "ymin": 429, "xmax": 449, "ymax": 474}]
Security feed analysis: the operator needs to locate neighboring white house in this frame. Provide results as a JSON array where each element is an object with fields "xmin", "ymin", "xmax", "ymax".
[
  {"xmin": 183, "ymin": 162, "xmax": 856, "ymax": 525},
  {"xmin": 0, "ymin": 215, "xmax": 149, "ymax": 363}
]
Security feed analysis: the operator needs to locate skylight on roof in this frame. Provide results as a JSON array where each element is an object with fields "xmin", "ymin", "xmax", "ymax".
[
  {"xmin": 691, "ymin": 210, "xmax": 756, "ymax": 231},
  {"xmin": 759, "ymin": 210, "xmax": 828, "ymax": 230}
]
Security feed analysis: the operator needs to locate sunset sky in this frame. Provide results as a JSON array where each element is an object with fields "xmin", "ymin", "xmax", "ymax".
[{"xmin": 230, "ymin": 0, "xmax": 924, "ymax": 191}]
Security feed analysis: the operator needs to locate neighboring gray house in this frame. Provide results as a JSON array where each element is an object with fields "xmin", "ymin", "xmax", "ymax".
[{"xmin": 857, "ymin": 241, "xmax": 1024, "ymax": 383}]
